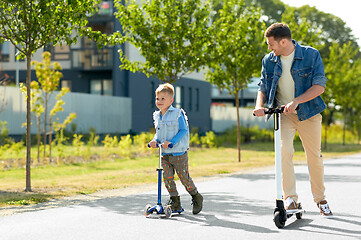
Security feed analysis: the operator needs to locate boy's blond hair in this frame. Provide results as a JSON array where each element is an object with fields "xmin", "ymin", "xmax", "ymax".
[{"xmin": 155, "ymin": 83, "xmax": 174, "ymax": 98}]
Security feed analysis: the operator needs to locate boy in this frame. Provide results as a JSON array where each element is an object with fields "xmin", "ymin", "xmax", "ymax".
[{"xmin": 149, "ymin": 83, "xmax": 203, "ymax": 214}]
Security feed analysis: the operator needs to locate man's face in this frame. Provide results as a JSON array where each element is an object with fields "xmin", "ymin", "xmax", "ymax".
[
  {"xmin": 266, "ymin": 36, "xmax": 285, "ymax": 56},
  {"xmin": 155, "ymin": 91, "xmax": 173, "ymax": 113}
]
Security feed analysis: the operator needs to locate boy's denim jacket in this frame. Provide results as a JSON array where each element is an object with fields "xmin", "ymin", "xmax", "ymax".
[
  {"xmin": 258, "ymin": 40, "xmax": 327, "ymax": 121},
  {"xmin": 153, "ymin": 105, "xmax": 189, "ymax": 154}
]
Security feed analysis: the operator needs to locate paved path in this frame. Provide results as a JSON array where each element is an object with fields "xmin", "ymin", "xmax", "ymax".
[{"xmin": 1, "ymin": 154, "xmax": 361, "ymax": 240}]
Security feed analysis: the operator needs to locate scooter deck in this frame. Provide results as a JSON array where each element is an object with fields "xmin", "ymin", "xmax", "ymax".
[{"xmin": 286, "ymin": 208, "xmax": 305, "ymax": 215}]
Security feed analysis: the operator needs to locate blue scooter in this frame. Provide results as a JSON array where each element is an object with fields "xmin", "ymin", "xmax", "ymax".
[{"xmin": 144, "ymin": 143, "xmax": 184, "ymax": 218}]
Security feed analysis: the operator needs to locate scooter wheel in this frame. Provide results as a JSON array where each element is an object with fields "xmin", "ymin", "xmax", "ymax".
[
  {"xmin": 144, "ymin": 204, "xmax": 152, "ymax": 218},
  {"xmin": 296, "ymin": 212, "xmax": 302, "ymax": 219},
  {"xmin": 165, "ymin": 205, "xmax": 172, "ymax": 218},
  {"xmin": 274, "ymin": 211, "xmax": 285, "ymax": 229}
]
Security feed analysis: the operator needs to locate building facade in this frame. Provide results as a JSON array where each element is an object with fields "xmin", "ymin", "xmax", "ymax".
[{"xmin": 0, "ymin": 1, "xmax": 211, "ymax": 134}]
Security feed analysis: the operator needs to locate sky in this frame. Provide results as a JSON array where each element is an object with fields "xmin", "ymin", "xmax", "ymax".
[{"xmin": 280, "ymin": 0, "xmax": 361, "ymax": 47}]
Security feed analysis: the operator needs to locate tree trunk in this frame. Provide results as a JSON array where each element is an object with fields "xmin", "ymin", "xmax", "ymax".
[
  {"xmin": 37, "ymin": 116, "xmax": 41, "ymax": 165},
  {"xmin": 43, "ymin": 93, "xmax": 48, "ymax": 158},
  {"xmin": 343, "ymin": 108, "xmax": 346, "ymax": 146},
  {"xmin": 25, "ymin": 55, "xmax": 32, "ymax": 192},
  {"xmin": 49, "ymin": 116, "xmax": 52, "ymax": 163},
  {"xmin": 235, "ymin": 91, "xmax": 241, "ymax": 162}
]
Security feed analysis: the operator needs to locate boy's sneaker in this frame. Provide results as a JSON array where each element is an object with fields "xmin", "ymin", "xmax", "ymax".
[
  {"xmin": 191, "ymin": 192, "xmax": 203, "ymax": 214},
  {"xmin": 284, "ymin": 197, "xmax": 298, "ymax": 213},
  {"xmin": 317, "ymin": 200, "xmax": 333, "ymax": 217},
  {"xmin": 167, "ymin": 196, "xmax": 182, "ymax": 211}
]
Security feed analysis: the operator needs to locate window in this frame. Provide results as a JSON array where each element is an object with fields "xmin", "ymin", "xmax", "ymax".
[
  {"xmin": 0, "ymin": 41, "xmax": 10, "ymax": 62},
  {"xmin": 175, "ymin": 86, "xmax": 182, "ymax": 108},
  {"xmin": 103, "ymin": 79, "xmax": 113, "ymax": 96},
  {"xmin": 52, "ymin": 44, "xmax": 70, "ymax": 60},
  {"xmin": 98, "ymin": 1, "xmax": 113, "ymax": 15},
  {"xmin": 90, "ymin": 80, "xmax": 102, "ymax": 95},
  {"xmin": 61, "ymin": 80, "xmax": 72, "ymax": 91},
  {"xmin": 196, "ymin": 88, "xmax": 200, "ymax": 111},
  {"xmin": 90, "ymin": 79, "xmax": 113, "ymax": 96}
]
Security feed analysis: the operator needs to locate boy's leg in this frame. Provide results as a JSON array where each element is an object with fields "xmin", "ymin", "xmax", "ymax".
[
  {"xmin": 169, "ymin": 152, "xmax": 198, "ymax": 195},
  {"xmin": 280, "ymin": 113, "xmax": 298, "ymax": 203},
  {"xmin": 297, "ymin": 113, "xmax": 326, "ymax": 203},
  {"xmin": 170, "ymin": 152, "xmax": 203, "ymax": 214},
  {"xmin": 162, "ymin": 155, "xmax": 179, "ymax": 197}
]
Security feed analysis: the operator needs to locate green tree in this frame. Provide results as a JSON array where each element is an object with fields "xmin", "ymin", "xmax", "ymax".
[
  {"xmin": 293, "ymin": 5, "xmax": 359, "ymax": 58},
  {"xmin": 31, "ymin": 51, "xmax": 63, "ymax": 161},
  {"xmin": 0, "ymin": 0, "xmax": 100, "ymax": 191},
  {"xmin": 280, "ymin": 7, "xmax": 321, "ymax": 48},
  {"xmin": 113, "ymin": 0, "xmax": 212, "ymax": 83},
  {"xmin": 324, "ymin": 42, "xmax": 361, "ymax": 145},
  {"xmin": 205, "ymin": 0, "xmax": 267, "ymax": 162},
  {"xmin": 20, "ymin": 80, "xmax": 44, "ymax": 165}
]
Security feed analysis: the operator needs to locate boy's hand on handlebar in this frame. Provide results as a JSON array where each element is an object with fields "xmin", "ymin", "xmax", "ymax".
[
  {"xmin": 253, "ymin": 107, "xmax": 266, "ymax": 117},
  {"xmin": 162, "ymin": 141, "xmax": 171, "ymax": 149},
  {"xmin": 149, "ymin": 141, "xmax": 158, "ymax": 148}
]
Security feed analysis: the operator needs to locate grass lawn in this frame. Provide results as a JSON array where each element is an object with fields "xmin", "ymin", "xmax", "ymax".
[{"xmin": 1, "ymin": 142, "xmax": 361, "ymax": 207}]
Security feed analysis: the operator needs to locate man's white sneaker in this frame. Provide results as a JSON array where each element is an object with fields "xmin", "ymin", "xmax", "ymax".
[
  {"xmin": 284, "ymin": 197, "xmax": 298, "ymax": 213},
  {"xmin": 317, "ymin": 200, "xmax": 333, "ymax": 217}
]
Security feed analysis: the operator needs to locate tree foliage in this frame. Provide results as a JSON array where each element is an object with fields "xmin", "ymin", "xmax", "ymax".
[
  {"xmin": 324, "ymin": 42, "xmax": 361, "ymax": 145},
  {"xmin": 113, "ymin": 0, "xmax": 212, "ymax": 83},
  {"xmin": 205, "ymin": 0, "xmax": 267, "ymax": 162},
  {"xmin": 0, "ymin": 0, "xmax": 100, "ymax": 191}
]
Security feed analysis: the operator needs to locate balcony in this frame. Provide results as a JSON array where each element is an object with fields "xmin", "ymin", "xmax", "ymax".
[{"xmin": 71, "ymin": 48, "xmax": 113, "ymax": 70}]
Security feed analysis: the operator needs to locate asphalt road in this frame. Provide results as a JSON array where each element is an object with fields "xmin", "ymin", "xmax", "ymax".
[{"xmin": 1, "ymin": 154, "xmax": 361, "ymax": 240}]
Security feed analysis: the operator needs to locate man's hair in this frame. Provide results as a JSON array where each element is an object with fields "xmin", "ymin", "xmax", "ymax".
[
  {"xmin": 156, "ymin": 83, "xmax": 174, "ymax": 98},
  {"xmin": 265, "ymin": 23, "xmax": 292, "ymax": 41}
]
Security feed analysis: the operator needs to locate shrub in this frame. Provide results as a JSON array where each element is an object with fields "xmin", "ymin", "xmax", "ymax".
[
  {"xmin": 190, "ymin": 132, "xmax": 201, "ymax": 147},
  {"xmin": 102, "ymin": 134, "xmax": 118, "ymax": 148},
  {"xmin": 119, "ymin": 134, "xmax": 132, "ymax": 158},
  {"xmin": 200, "ymin": 131, "xmax": 217, "ymax": 148}
]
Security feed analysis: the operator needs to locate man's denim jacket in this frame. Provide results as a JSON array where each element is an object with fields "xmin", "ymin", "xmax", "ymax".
[{"xmin": 258, "ymin": 40, "xmax": 327, "ymax": 121}]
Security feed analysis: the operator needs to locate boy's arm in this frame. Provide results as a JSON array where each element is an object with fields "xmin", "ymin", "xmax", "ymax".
[{"xmin": 149, "ymin": 132, "xmax": 159, "ymax": 148}]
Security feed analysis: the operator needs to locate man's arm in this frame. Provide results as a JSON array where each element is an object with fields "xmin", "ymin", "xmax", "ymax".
[
  {"xmin": 284, "ymin": 85, "xmax": 325, "ymax": 115},
  {"xmin": 253, "ymin": 91, "xmax": 267, "ymax": 117}
]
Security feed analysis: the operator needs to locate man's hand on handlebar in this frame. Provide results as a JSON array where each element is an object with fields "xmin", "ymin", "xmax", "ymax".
[{"xmin": 253, "ymin": 107, "xmax": 266, "ymax": 117}]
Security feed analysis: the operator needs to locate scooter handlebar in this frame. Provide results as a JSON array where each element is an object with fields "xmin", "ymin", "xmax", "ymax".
[
  {"xmin": 253, "ymin": 106, "xmax": 286, "ymax": 116},
  {"xmin": 147, "ymin": 143, "xmax": 173, "ymax": 148}
]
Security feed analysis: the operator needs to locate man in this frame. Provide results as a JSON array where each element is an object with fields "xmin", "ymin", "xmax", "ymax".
[{"xmin": 253, "ymin": 23, "xmax": 332, "ymax": 217}]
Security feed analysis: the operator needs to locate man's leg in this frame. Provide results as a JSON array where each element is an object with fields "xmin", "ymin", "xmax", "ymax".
[
  {"xmin": 297, "ymin": 113, "xmax": 326, "ymax": 203},
  {"xmin": 280, "ymin": 113, "xmax": 298, "ymax": 202}
]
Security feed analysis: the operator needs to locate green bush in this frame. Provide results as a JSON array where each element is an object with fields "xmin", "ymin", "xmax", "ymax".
[
  {"xmin": 200, "ymin": 131, "xmax": 217, "ymax": 148},
  {"xmin": 216, "ymin": 125, "xmax": 274, "ymax": 146},
  {"xmin": 133, "ymin": 132, "xmax": 153, "ymax": 152},
  {"xmin": 118, "ymin": 134, "xmax": 132, "ymax": 158},
  {"xmin": 322, "ymin": 124, "xmax": 358, "ymax": 144},
  {"xmin": 190, "ymin": 132, "xmax": 201, "ymax": 147},
  {"xmin": 102, "ymin": 134, "xmax": 118, "ymax": 148},
  {"xmin": 0, "ymin": 121, "xmax": 9, "ymax": 145}
]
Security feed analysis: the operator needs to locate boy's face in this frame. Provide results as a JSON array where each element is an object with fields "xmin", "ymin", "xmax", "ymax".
[{"xmin": 156, "ymin": 91, "xmax": 174, "ymax": 113}]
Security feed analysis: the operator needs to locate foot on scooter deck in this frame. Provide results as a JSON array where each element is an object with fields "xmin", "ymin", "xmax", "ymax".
[
  {"xmin": 144, "ymin": 204, "xmax": 184, "ymax": 218},
  {"xmin": 274, "ymin": 200, "xmax": 305, "ymax": 228},
  {"xmin": 286, "ymin": 202, "xmax": 305, "ymax": 219}
]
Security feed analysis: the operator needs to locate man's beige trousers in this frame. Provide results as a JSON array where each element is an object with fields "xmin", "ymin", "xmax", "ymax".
[{"xmin": 280, "ymin": 113, "xmax": 325, "ymax": 203}]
